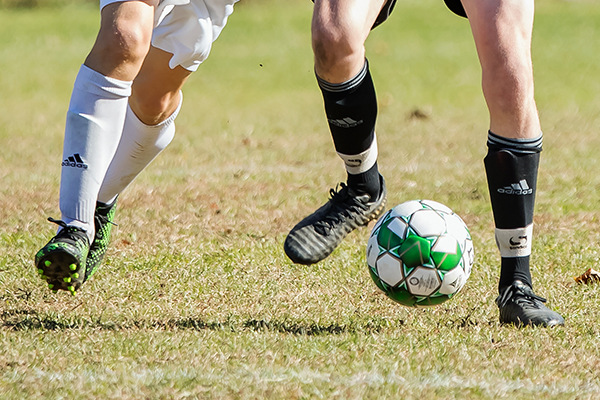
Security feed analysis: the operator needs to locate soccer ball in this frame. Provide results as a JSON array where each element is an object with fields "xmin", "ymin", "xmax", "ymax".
[{"xmin": 366, "ymin": 200, "xmax": 474, "ymax": 307}]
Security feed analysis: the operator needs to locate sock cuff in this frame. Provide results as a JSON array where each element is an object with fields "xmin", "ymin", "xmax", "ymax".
[
  {"xmin": 127, "ymin": 91, "xmax": 183, "ymax": 132},
  {"xmin": 495, "ymin": 224, "xmax": 533, "ymax": 258},
  {"xmin": 337, "ymin": 133, "xmax": 378, "ymax": 174},
  {"xmin": 487, "ymin": 130, "xmax": 543, "ymax": 154},
  {"xmin": 316, "ymin": 60, "xmax": 369, "ymax": 93},
  {"xmin": 75, "ymin": 64, "xmax": 133, "ymax": 99}
]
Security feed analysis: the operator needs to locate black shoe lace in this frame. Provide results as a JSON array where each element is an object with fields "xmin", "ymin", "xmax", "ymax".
[
  {"xmin": 313, "ymin": 183, "xmax": 369, "ymax": 234},
  {"xmin": 93, "ymin": 213, "xmax": 117, "ymax": 242},
  {"xmin": 496, "ymin": 282, "xmax": 547, "ymax": 309},
  {"xmin": 47, "ymin": 217, "xmax": 88, "ymax": 242}
]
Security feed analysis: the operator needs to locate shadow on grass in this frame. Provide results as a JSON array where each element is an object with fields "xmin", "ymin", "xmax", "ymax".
[{"xmin": 1, "ymin": 310, "xmax": 403, "ymax": 335}]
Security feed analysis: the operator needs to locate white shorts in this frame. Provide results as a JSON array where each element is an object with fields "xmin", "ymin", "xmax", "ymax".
[{"xmin": 99, "ymin": 0, "xmax": 238, "ymax": 71}]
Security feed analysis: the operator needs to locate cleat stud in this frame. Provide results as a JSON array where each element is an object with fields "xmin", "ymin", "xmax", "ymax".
[
  {"xmin": 45, "ymin": 260, "xmax": 51, "ymax": 267},
  {"xmin": 72, "ymin": 273, "xmax": 79, "ymax": 279},
  {"xmin": 37, "ymin": 269, "xmax": 44, "ymax": 275},
  {"xmin": 69, "ymin": 264, "xmax": 77, "ymax": 271},
  {"xmin": 63, "ymin": 277, "xmax": 71, "ymax": 283},
  {"xmin": 41, "ymin": 275, "xmax": 48, "ymax": 280},
  {"xmin": 48, "ymin": 284, "xmax": 54, "ymax": 289},
  {"xmin": 52, "ymin": 290, "xmax": 58, "ymax": 294}
]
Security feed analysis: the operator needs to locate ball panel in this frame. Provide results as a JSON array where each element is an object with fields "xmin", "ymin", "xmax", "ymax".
[
  {"xmin": 409, "ymin": 209, "xmax": 446, "ymax": 238},
  {"xmin": 444, "ymin": 213, "xmax": 470, "ymax": 244},
  {"xmin": 376, "ymin": 253, "xmax": 404, "ymax": 287},
  {"xmin": 431, "ymin": 235, "xmax": 462, "ymax": 271},
  {"xmin": 398, "ymin": 235, "xmax": 431, "ymax": 269},
  {"xmin": 438, "ymin": 266, "xmax": 466, "ymax": 295},
  {"xmin": 366, "ymin": 233, "xmax": 380, "ymax": 269},
  {"xmin": 390, "ymin": 200, "xmax": 424, "ymax": 218},
  {"xmin": 377, "ymin": 218, "xmax": 405, "ymax": 250},
  {"xmin": 462, "ymin": 239, "xmax": 474, "ymax": 278},
  {"xmin": 405, "ymin": 267, "xmax": 441, "ymax": 296},
  {"xmin": 386, "ymin": 217, "xmax": 408, "ymax": 241}
]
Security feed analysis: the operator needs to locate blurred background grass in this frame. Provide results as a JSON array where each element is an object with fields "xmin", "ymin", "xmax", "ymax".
[{"xmin": 0, "ymin": 0, "xmax": 94, "ymax": 8}]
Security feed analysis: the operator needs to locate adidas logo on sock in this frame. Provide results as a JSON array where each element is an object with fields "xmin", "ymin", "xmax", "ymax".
[
  {"xmin": 62, "ymin": 153, "xmax": 88, "ymax": 169},
  {"xmin": 497, "ymin": 179, "xmax": 532, "ymax": 195},
  {"xmin": 328, "ymin": 117, "xmax": 363, "ymax": 128}
]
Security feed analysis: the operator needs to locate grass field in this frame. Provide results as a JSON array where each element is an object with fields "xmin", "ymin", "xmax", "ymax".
[{"xmin": 1, "ymin": 0, "xmax": 600, "ymax": 398}]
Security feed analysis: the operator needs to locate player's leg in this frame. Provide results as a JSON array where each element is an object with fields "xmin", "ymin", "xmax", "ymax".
[
  {"xmin": 97, "ymin": 46, "xmax": 189, "ymax": 205},
  {"xmin": 461, "ymin": 0, "xmax": 563, "ymax": 326},
  {"xmin": 86, "ymin": 0, "xmax": 238, "ymax": 279},
  {"xmin": 284, "ymin": 0, "xmax": 390, "ymax": 265},
  {"xmin": 83, "ymin": 47, "xmax": 189, "ymax": 281},
  {"xmin": 35, "ymin": 0, "xmax": 157, "ymax": 294}
]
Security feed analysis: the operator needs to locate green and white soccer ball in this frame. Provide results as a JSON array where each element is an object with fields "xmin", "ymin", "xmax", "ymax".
[{"xmin": 367, "ymin": 200, "xmax": 474, "ymax": 307}]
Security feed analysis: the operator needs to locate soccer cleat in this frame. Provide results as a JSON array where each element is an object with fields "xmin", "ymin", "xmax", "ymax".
[
  {"xmin": 496, "ymin": 280, "xmax": 565, "ymax": 327},
  {"xmin": 85, "ymin": 199, "xmax": 118, "ymax": 282},
  {"xmin": 284, "ymin": 174, "xmax": 387, "ymax": 265},
  {"xmin": 35, "ymin": 218, "xmax": 90, "ymax": 294}
]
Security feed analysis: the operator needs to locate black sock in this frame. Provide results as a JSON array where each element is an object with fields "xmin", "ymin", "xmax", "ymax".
[
  {"xmin": 318, "ymin": 60, "xmax": 380, "ymax": 200},
  {"xmin": 484, "ymin": 131, "xmax": 543, "ymax": 291},
  {"xmin": 346, "ymin": 163, "xmax": 380, "ymax": 199}
]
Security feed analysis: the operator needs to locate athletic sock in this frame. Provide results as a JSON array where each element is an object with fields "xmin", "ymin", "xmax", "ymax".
[
  {"xmin": 97, "ymin": 93, "xmax": 181, "ymax": 204},
  {"xmin": 59, "ymin": 65, "xmax": 132, "ymax": 243},
  {"xmin": 484, "ymin": 130, "xmax": 543, "ymax": 291},
  {"xmin": 318, "ymin": 60, "xmax": 380, "ymax": 200}
]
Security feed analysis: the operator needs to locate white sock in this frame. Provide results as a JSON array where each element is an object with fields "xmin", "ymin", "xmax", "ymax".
[
  {"xmin": 97, "ymin": 93, "xmax": 181, "ymax": 204},
  {"xmin": 59, "ymin": 65, "xmax": 132, "ymax": 242}
]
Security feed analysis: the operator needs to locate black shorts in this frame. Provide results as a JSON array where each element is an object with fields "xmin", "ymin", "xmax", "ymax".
[{"xmin": 373, "ymin": 0, "xmax": 466, "ymax": 29}]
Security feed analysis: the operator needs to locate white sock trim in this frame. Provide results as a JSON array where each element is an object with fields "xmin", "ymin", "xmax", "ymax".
[
  {"xmin": 495, "ymin": 224, "xmax": 533, "ymax": 258},
  {"xmin": 75, "ymin": 64, "xmax": 132, "ymax": 99},
  {"xmin": 336, "ymin": 133, "xmax": 378, "ymax": 175}
]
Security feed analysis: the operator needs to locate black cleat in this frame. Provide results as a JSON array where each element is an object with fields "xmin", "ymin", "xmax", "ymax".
[
  {"xmin": 496, "ymin": 280, "xmax": 564, "ymax": 327},
  {"xmin": 284, "ymin": 174, "xmax": 387, "ymax": 265}
]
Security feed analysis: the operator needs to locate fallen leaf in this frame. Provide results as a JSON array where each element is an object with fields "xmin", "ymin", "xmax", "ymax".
[{"xmin": 574, "ymin": 268, "xmax": 600, "ymax": 284}]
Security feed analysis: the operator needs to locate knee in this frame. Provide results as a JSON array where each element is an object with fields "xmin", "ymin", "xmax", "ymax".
[
  {"xmin": 312, "ymin": 23, "xmax": 364, "ymax": 75},
  {"xmin": 95, "ymin": 18, "xmax": 153, "ymax": 68}
]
